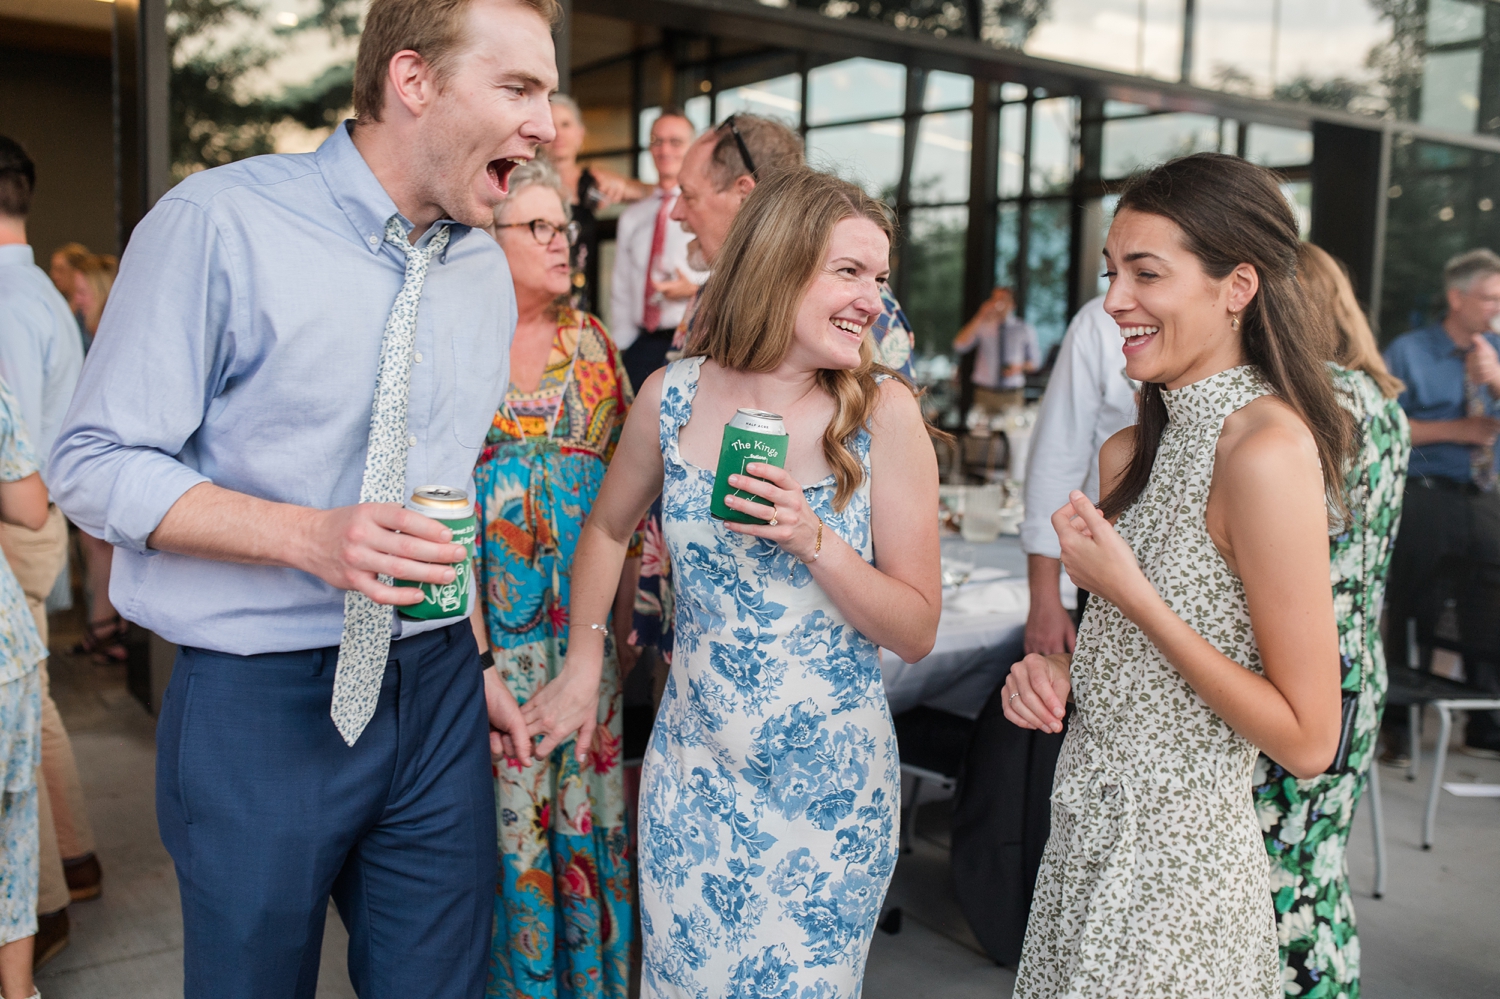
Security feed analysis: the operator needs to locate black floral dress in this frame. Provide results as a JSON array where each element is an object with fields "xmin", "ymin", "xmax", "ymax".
[{"xmin": 1251, "ymin": 366, "xmax": 1410, "ymax": 999}]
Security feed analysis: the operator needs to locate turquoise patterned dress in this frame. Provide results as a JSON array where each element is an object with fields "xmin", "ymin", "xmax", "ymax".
[
  {"xmin": 638, "ymin": 357, "xmax": 900, "ymax": 999},
  {"xmin": 0, "ymin": 378, "xmax": 47, "ymax": 945}
]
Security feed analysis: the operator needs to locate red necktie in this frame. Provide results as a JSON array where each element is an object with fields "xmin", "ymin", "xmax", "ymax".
[{"xmin": 641, "ymin": 190, "xmax": 673, "ymax": 332}]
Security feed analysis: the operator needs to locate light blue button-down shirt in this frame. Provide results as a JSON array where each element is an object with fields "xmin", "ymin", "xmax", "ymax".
[
  {"xmin": 0, "ymin": 244, "xmax": 84, "ymax": 469},
  {"xmin": 48, "ymin": 122, "xmax": 514, "ymax": 655}
]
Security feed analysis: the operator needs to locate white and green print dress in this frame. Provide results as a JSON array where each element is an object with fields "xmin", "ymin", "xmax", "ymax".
[
  {"xmin": 1251, "ymin": 366, "xmax": 1409, "ymax": 999},
  {"xmin": 1015, "ymin": 365, "xmax": 1281, "ymax": 999}
]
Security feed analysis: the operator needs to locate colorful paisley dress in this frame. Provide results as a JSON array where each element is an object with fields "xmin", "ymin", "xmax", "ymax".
[
  {"xmin": 1015, "ymin": 365, "xmax": 1282, "ymax": 999},
  {"xmin": 477, "ymin": 309, "xmax": 634, "ymax": 999},
  {"xmin": 1251, "ymin": 366, "xmax": 1410, "ymax": 999}
]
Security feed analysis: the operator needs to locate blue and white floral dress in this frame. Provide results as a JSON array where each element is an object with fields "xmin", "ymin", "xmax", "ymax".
[{"xmin": 638, "ymin": 357, "xmax": 900, "ymax": 999}]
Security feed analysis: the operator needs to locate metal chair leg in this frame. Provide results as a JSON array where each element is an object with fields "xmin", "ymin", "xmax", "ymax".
[
  {"xmin": 899, "ymin": 775, "xmax": 921, "ymax": 854},
  {"xmin": 1422, "ymin": 704, "xmax": 1454, "ymax": 850},
  {"xmin": 1408, "ymin": 702, "xmax": 1421, "ymax": 781},
  {"xmin": 1366, "ymin": 763, "xmax": 1386, "ymax": 898}
]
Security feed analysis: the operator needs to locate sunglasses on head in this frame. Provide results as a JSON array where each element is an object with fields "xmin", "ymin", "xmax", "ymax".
[{"xmin": 719, "ymin": 114, "xmax": 759, "ymax": 181}]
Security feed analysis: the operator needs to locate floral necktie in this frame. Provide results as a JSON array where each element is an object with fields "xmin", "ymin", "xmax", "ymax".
[{"xmin": 330, "ymin": 216, "xmax": 452, "ymax": 746}]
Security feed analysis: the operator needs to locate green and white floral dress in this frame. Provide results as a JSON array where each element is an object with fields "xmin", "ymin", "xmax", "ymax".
[
  {"xmin": 1015, "ymin": 365, "xmax": 1281, "ymax": 999},
  {"xmin": 1251, "ymin": 366, "xmax": 1409, "ymax": 999}
]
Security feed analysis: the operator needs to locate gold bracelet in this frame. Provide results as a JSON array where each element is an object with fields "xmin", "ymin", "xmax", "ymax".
[{"xmin": 800, "ymin": 516, "xmax": 824, "ymax": 564}]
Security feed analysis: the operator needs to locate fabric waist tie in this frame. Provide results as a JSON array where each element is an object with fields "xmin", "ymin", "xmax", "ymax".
[{"xmin": 1051, "ymin": 760, "xmax": 1141, "ymax": 999}]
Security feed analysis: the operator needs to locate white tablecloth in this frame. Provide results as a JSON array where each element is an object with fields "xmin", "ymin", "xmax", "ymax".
[{"xmin": 880, "ymin": 567, "xmax": 1029, "ymax": 719}]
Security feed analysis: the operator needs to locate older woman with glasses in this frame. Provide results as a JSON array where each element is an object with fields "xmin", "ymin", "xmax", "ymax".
[{"xmin": 476, "ymin": 158, "xmax": 639, "ymax": 999}]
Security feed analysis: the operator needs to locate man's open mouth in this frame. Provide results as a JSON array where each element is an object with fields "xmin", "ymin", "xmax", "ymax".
[{"xmin": 487, "ymin": 157, "xmax": 527, "ymax": 197}]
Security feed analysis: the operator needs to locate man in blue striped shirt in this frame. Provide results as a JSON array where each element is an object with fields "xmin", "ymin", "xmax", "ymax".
[{"xmin": 48, "ymin": 1, "xmax": 559, "ymax": 993}]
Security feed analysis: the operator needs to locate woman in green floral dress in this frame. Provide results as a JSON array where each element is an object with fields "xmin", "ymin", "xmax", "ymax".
[{"xmin": 1251, "ymin": 243, "xmax": 1411, "ymax": 999}]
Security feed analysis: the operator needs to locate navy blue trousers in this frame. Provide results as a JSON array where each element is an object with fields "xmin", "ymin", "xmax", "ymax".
[{"xmin": 156, "ymin": 623, "xmax": 496, "ymax": 999}]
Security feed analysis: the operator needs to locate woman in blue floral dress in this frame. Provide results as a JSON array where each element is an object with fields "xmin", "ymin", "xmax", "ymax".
[
  {"xmin": 0, "ymin": 377, "xmax": 56, "ymax": 998},
  {"xmin": 520, "ymin": 168, "xmax": 942, "ymax": 998}
]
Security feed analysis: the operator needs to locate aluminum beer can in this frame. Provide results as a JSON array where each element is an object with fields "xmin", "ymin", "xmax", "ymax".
[
  {"xmin": 395, "ymin": 485, "xmax": 478, "ymax": 620},
  {"xmin": 710, "ymin": 409, "xmax": 789, "ymax": 523}
]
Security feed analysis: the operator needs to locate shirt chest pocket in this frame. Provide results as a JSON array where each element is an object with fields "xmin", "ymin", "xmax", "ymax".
[{"xmin": 443, "ymin": 318, "xmax": 508, "ymax": 451}]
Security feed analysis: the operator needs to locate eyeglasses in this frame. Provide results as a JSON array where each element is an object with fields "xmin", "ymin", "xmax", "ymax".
[
  {"xmin": 719, "ymin": 114, "xmax": 759, "ymax": 180},
  {"xmin": 496, "ymin": 218, "xmax": 581, "ymax": 247},
  {"xmin": 648, "ymin": 136, "xmax": 689, "ymax": 149}
]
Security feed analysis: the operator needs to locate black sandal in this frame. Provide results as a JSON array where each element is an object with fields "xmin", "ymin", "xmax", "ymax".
[{"xmin": 73, "ymin": 614, "xmax": 128, "ymax": 664}]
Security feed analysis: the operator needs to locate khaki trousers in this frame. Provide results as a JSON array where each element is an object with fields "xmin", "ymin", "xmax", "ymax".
[{"xmin": 0, "ymin": 507, "xmax": 96, "ymax": 913}]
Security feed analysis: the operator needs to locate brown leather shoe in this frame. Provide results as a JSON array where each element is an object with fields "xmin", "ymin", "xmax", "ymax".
[
  {"xmin": 64, "ymin": 853, "xmax": 101, "ymax": 902},
  {"xmin": 33, "ymin": 906, "xmax": 68, "ymax": 970}
]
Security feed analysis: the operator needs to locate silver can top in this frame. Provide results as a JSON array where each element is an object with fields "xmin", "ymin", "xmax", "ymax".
[
  {"xmin": 407, "ymin": 485, "xmax": 473, "ymax": 518},
  {"xmin": 730, "ymin": 408, "xmax": 787, "ymax": 436}
]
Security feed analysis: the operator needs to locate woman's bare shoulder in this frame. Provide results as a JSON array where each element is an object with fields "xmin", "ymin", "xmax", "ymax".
[{"xmin": 1218, "ymin": 395, "xmax": 1321, "ymax": 487}]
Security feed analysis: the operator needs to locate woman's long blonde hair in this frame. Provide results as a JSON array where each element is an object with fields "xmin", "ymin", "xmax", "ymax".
[
  {"xmin": 73, "ymin": 253, "xmax": 118, "ymax": 335},
  {"xmin": 686, "ymin": 167, "xmax": 898, "ymax": 511},
  {"xmin": 1296, "ymin": 242, "xmax": 1404, "ymax": 399}
]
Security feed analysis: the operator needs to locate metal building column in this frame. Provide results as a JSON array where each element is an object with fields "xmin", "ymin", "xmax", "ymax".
[
  {"xmin": 1309, "ymin": 121, "xmax": 1389, "ymax": 325},
  {"xmin": 113, "ymin": 0, "xmax": 169, "ymax": 247},
  {"xmin": 963, "ymin": 81, "xmax": 998, "ymax": 321}
]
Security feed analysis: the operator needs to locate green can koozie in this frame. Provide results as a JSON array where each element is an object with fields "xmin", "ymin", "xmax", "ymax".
[
  {"xmin": 710, "ymin": 409, "xmax": 789, "ymax": 523},
  {"xmin": 396, "ymin": 485, "xmax": 478, "ymax": 620}
]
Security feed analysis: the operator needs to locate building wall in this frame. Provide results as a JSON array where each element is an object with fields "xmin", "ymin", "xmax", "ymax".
[{"xmin": 0, "ymin": 45, "xmax": 117, "ymax": 258}]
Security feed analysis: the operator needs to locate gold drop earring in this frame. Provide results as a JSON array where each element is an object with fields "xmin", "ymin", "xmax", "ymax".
[{"xmin": 1229, "ymin": 310, "xmax": 1241, "ymax": 332}]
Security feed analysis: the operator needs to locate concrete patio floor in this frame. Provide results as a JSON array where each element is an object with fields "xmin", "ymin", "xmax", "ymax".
[{"xmin": 33, "ymin": 605, "xmax": 1500, "ymax": 998}]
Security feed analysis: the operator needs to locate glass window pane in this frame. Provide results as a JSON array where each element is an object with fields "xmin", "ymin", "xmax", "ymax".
[
  {"xmin": 715, "ymin": 73, "xmax": 803, "ymax": 125},
  {"xmin": 1026, "ymin": 200, "xmax": 1074, "ymax": 355},
  {"xmin": 1017, "ymin": 0, "xmax": 1182, "ymax": 81},
  {"xmin": 1380, "ymin": 140, "xmax": 1500, "ymax": 339},
  {"xmin": 1271, "ymin": 2, "xmax": 1395, "ymax": 113},
  {"xmin": 999, "ymin": 82, "xmax": 1029, "ymax": 103},
  {"xmin": 923, "ymin": 71, "xmax": 973, "ymax": 111},
  {"xmin": 1030, "ymin": 98, "xmax": 1077, "ymax": 196},
  {"xmin": 1190, "ymin": 0, "xmax": 1275, "ymax": 96},
  {"xmin": 1428, "ymin": 0, "xmax": 1485, "ymax": 46},
  {"xmin": 637, "ymin": 107, "xmax": 662, "ymax": 184},
  {"xmin": 1245, "ymin": 124, "xmax": 1312, "ymax": 167},
  {"xmin": 1420, "ymin": 49, "xmax": 1482, "ymax": 134},
  {"xmin": 1280, "ymin": 181, "xmax": 1311, "ymax": 240},
  {"xmin": 1097, "ymin": 193, "xmax": 1121, "ymax": 297},
  {"xmin": 806, "ymin": 121, "xmax": 905, "ymax": 201},
  {"xmin": 996, "ymin": 203, "xmax": 1021, "ymax": 289},
  {"xmin": 911, "ymin": 111, "xmax": 972, "ymax": 205},
  {"xmin": 684, "ymin": 95, "xmax": 712, "ymax": 132},
  {"xmin": 1101, "ymin": 112, "xmax": 1223, "ymax": 180},
  {"xmin": 998, "ymin": 104, "xmax": 1026, "ymax": 199},
  {"xmin": 902, "ymin": 207, "xmax": 969, "ymax": 355},
  {"xmin": 808, "ymin": 58, "xmax": 906, "ymax": 126}
]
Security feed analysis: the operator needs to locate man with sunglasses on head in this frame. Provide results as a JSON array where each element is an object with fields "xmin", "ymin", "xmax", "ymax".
[
  {"xmin": 609, "ymin": 107, "xmax": 708, "ymax": 391},
  {"xmin": 667, "ymin": 113, "xmax": 918, "ymax": 379}
]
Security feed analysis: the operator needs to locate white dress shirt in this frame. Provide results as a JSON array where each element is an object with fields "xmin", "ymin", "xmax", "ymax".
[
  {"xmin": 1021, "ymin": 296, "xmax": 1138, "ymax": 559},
  {"xmin": 609, "ymin": 186, "xmax": 707, "ymax": 349}
]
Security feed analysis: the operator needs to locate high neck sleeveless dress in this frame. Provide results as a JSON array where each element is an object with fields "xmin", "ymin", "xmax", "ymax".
[
  {"xmin": 1015, "ymin": 365, "xmax": 1281, "ymax": 999},
  {"xmin": 637, "ymin": 357, "xmax": 901, "ymax": 999}
]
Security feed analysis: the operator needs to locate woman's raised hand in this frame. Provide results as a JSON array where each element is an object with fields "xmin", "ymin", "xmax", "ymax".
[
  {"xmin": 723, "ymin": 463, "xmax": 822, "ymax": 563},
  {"xmin": 1001, "ymin": 653, "xmax": 1071, "ymax": 733},
  {"xmin": 1051, "ymin": 490, "xmax": 1153, "ymax": 615}
]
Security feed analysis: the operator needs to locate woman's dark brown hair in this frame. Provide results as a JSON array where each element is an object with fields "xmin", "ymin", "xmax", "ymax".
[{"xmin": 1099, "ymin": 153, "xmax": 1355, "ymax": 520}]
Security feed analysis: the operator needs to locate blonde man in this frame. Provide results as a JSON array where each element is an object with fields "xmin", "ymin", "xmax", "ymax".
[{"xmin": 48, "ymin": 1, "xmax": 557, "ymax": 994}]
